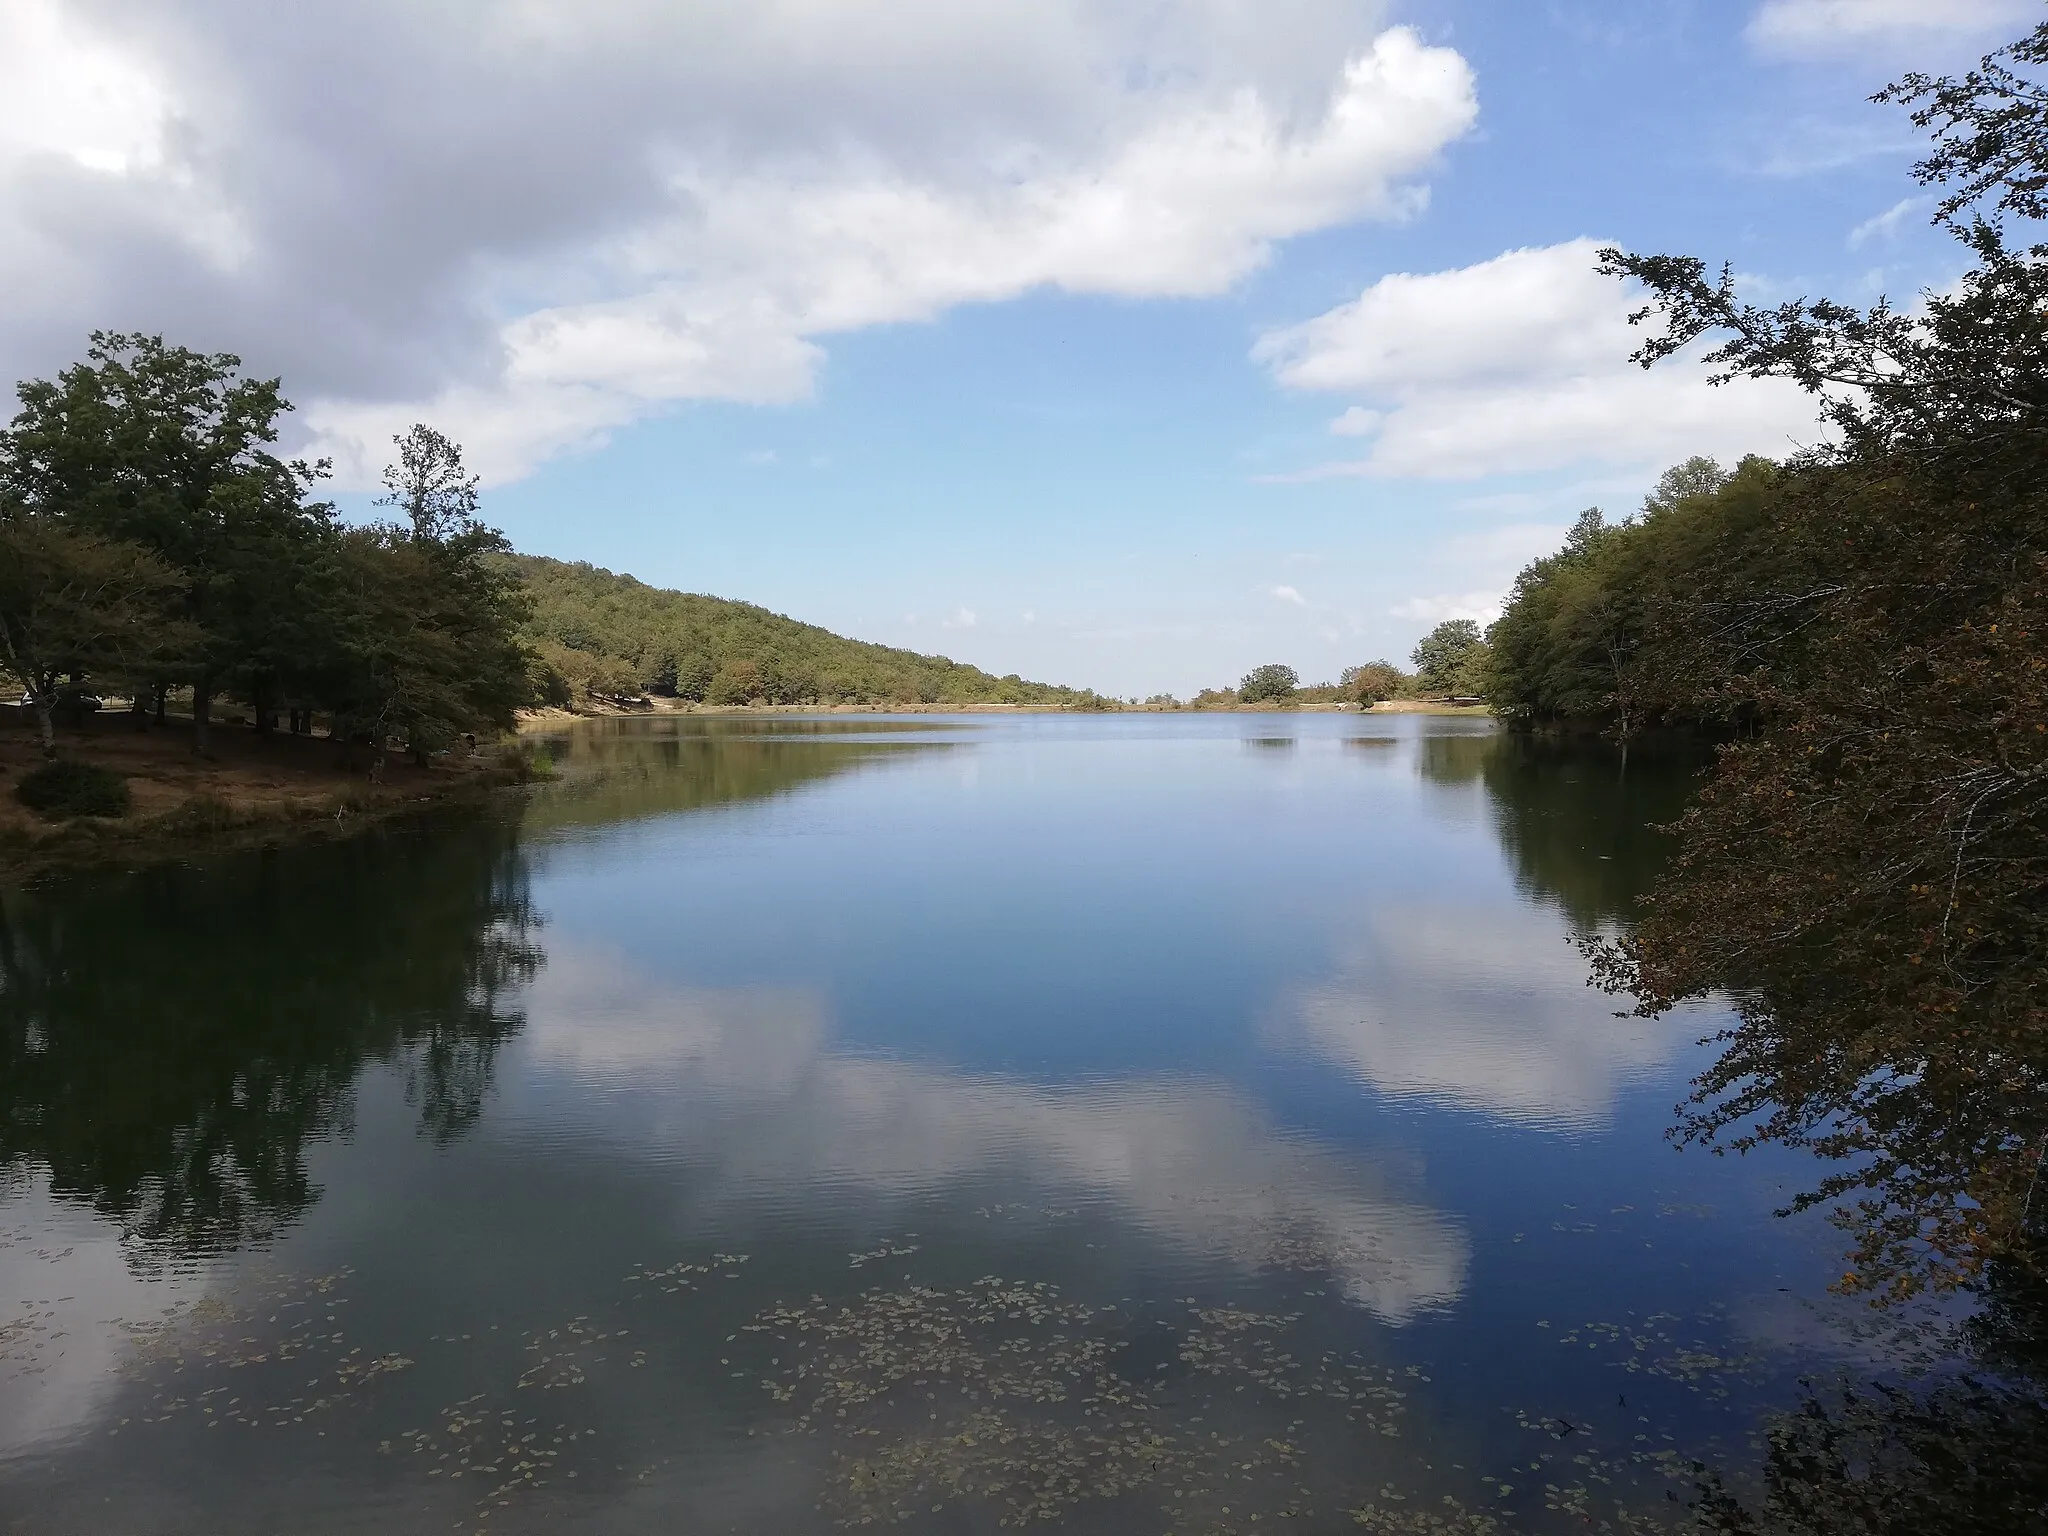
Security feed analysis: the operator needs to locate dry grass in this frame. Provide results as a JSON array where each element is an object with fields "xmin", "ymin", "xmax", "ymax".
[{"xmin": 0, "ymin": 705, "xmax": 511, "ymax": 868}]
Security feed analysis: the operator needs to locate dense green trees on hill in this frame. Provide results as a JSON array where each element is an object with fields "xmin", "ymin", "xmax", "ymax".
[{"xmin": 508, "ymin": 554, "xmax": 1084, "ymax": 708}]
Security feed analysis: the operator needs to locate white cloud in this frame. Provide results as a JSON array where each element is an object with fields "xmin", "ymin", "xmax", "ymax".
[
  {"xmin": 1847, "ymin": 194, "xmax": 1930, "ymax": 247},
  {"xmin": 0, "ymin": 2, "xmax": 1478, "ymax": 486},
  {"xmin": 1329, "ymin": 404, "xmax": 1383, "ymax": 436},
  {"xmin": 1270, "ymin": 584, "xmax": 1307, "ymax": 606},
  {"xmin": 943, "ymin": 606, "xmax": 978, "ymax": 629},
  {"xmin": 1747, "ymin": 0, "xmax": 2034, "ymax": 56},
  {"xmin": 1389, "ymin": 591, "xmax": 1503, "ymax": 625},
  {"xmin": 1254, "ymin": 238, "xmax": 1822, "ymax": 479}
]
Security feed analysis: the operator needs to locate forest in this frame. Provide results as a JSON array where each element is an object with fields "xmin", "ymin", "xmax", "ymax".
[
  {"xmin": 0, "ymin": 335, "xmax": 1092, "ymax": 788},
  {"xmin": 511, "ymin": 554, "xmax": 1085, "ymax": 708},
  {"xmin": 1479, "ymin": 23, "xmax": 2048, "ymax": 1315}
]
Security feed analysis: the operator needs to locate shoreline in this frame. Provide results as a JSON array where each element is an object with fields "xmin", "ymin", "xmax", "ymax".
[
  {"xmin": 517, "ymin": 698, "xmax": 1493, "ymax": 726},
  {"xmin": 0, "ymin": 708, "xmax": 530, "ymax": 878}
]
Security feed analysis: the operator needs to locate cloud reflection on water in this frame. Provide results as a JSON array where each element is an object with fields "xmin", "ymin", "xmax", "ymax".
[
  {"xmin": 1279, "ymin": 904, "xmax": 1676, "ymax": 1131},
  {"xmin": 511, "ymin": 945, "xmax": 1469, "ymax": 1323}
]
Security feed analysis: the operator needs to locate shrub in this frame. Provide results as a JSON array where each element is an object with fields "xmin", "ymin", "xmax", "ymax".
[{"xmin": 15, "ymin": 759, "xmax": 131, "ymax": 820}]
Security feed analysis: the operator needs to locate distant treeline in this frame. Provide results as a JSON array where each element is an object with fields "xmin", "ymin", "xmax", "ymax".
[
  {"xmin": 510, "ymin": 555, "xmax": 1087, "ymax": 708},
  {"xmin": 1187, "ymin": 624, "xmax": 1488, "ymax": 709}
]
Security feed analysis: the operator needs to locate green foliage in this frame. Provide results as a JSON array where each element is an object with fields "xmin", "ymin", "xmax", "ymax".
[
  {"xmin": 1576, "ymin": 19, "xmax": 2048, "ymax": 1302},
  {"xmin": 0, "ymin": 336, "xmax": 537, "ymax": 762},
  {"xmin": 14, "ymin": 759, "xmax": 131, "ymax": 820},
  {"xmin": 505, "ymin": 554, "xmax": 1081, "ymax": 708},
  {"xmin": 1485, "ymin": 461, "xmax": 1754, "ymax": 734},
  {"xmin": 1410, "ymin": 621, "xmax": 1488, "ymax": 696},
  {"xmin": 0, "ymin": 516, "xmax": 193, "ymax": 753},
  {"xmin": 1340, "ymin": 660, "xmax": 1410, "ymax": 705},
  {"xmin": 1237, "ymin": 663, "xmax": 1298, "ymax": 703}
]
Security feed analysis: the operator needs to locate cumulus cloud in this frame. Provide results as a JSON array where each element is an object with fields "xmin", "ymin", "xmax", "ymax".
[
  {"xmin": 0, "ymin": 0, "xmax": 1477, "ymax": 485},
  {"xmin": 1747, "ymin": 0, "xmax": 2034, "ymax": 56},
  {"xmin": 1254, "ymin": 238, "xmax": 1822, "ymax": 479},
  {"xmin": 1269, "ymin": 584, "xmax": 1307, "ymax": 606}
]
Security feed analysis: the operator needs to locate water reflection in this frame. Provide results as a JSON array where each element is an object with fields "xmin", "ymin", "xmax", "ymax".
[
  {"xmin": 0, "ymin": 820, "xmax": 536, "ymax": 1265},
  {"xmin": 518, "ymin": 945, "xmax": 1469, "ymax": 1321},
  {"xmin": 0, "ymin": 713, "xmax": 1934, "ymax": 1531},
  {"xmin": 521, "ymin": 715, "xmax": 953, "ymax": 838},
  {"xmin": 1275, "ymin": 731, "xmax": 1697, "ymax": 1129},
  {"xmin": 1282, "ymin": 905, "xmax": 1672, "ymax": 1129},
  {"xmin": 1478, "ymin": 737, "xmax": 1703, "ymax": 929}
]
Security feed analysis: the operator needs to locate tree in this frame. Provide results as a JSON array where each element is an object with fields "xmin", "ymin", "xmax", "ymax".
[
  {"xmin": 1340, "ymin": 660, "xmax": 1407, "ymax": 705},
  {"xmin": 1410, "ymin": 620, "xmax": 1484, "ymax": 695},
  {"xmin": 1582, "ymin": 19, "xmax": 2048, "ymax": 1300},
  {"xmin": 1237, "ymin": 663, "xmax": 1299, "ymax": 703},
  {"xmin": 317, "ymin": 428, "xmax": 533, "ymax": 768},
  {"xmin": 379, "ymin": 424, "xmax": 484, "ymax": 543},
  {"xmin": 707, "ymin": 658, "xmax": 764, "ymax": 705},
  {"xmin": 0, "ymin": 333, "xmax": 333, "ymax": 754},
  {"xmin": 0, "ymin": 519, "xmax": 190, "ymax": 755}
]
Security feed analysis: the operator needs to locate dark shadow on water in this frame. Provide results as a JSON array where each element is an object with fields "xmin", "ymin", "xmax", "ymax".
[
  {"xmin": 521, "ymin": 716, "xmax": 956, "ymax": 838},
  {"xmin": 0, "ymin": 720, "xmax": 944, "ymax": 1268},
  {"xmin": 1417, "ymin": 730, "xmax": 1708, "ymax": 930},
  {"xmin": 0, "ymin": 817, "xmax": 537, "ymax": 1267}
]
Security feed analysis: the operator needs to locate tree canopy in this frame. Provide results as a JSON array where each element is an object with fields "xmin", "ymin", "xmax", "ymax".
[
  {"xmin": 1237, "ymin": 663, "xmax": 1299, "ymax": 703},
  {"xmin": 1519, "ymin": 17, "xmax": 2048, "ymax": 1304},
  {"xmin": 1410, "ymin": 620, "xmax": 1489, "ymax": 696},
  {"xmin": 0, "ymin": 335, "xmax": 532, "ymax": 764}
]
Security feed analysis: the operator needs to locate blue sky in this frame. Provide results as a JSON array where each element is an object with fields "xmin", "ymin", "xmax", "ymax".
[{"xmin": 0, "ymin": 1, "xmax": 2032, "ymax": 694}]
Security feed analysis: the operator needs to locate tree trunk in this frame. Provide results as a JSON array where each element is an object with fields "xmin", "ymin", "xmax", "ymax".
[
  {"xmin": 31, "ymin": 687, "xmax": 56, "ymax": 760},
  {"xmin": 130, "ymin": 691, "xmax": 149, "ymax": 731},
  {"xmin": 192, "ymin": 679, "xmax": 213, "ymax": 757},
  {"xmin": 154, "ymin": 684, "xmax": 167, "ymax": 727}
]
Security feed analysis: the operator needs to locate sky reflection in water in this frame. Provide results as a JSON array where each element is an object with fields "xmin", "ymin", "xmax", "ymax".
[{"xmin": 0, "ymin": 714, "xmax": 1861, "ymax": 1533}]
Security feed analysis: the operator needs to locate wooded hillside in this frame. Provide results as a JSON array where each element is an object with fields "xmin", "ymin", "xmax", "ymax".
[{"xmin": 507, "ymin": 554, "xmax": 1087, "ymax": 707}]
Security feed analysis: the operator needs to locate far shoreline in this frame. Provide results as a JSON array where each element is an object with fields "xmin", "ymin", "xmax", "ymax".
[{"xmin": 516, "ymin": 698, "xmax": 1493, "ymax": 726}]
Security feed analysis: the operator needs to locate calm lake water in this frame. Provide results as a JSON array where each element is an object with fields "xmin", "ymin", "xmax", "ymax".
[{"xmin": 1, "ymin": 714, "xmax": 1873, "ymax": 1533}]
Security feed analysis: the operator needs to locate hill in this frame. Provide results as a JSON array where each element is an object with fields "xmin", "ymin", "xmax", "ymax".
[{"xmin": 505, "ymin": 554, "xmax": 1088, "ymax": 708}]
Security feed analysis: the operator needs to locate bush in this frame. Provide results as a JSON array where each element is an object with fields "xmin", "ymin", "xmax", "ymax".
[{"xmin": 15, "ymin": 759, "xmax": 131, "ymax": 819}]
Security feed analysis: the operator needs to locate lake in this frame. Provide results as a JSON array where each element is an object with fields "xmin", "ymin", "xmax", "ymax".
[{"xmin": 0, "ymin": 712, "xmax": 1873, "ymax": 1533}]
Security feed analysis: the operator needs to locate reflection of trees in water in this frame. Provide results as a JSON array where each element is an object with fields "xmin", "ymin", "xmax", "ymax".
[
  {"xmin": 1696, "ymin": 1237, "xmax": 2048, "ymax": 1536},
  {"xmin": 1419, "ymin": 731, "xmax": 1704, "ymax": 929},
  {"xmin": 521, "ymin": 718, "xmax": 948, "ymax": 836},
  {"xmin": 0, "ymin": 816, "xmax": 538, "ymax": 1264},
  {"xmin": 1432, "ymin": 726, "xmax": 2048, "ymax": 1525}
]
